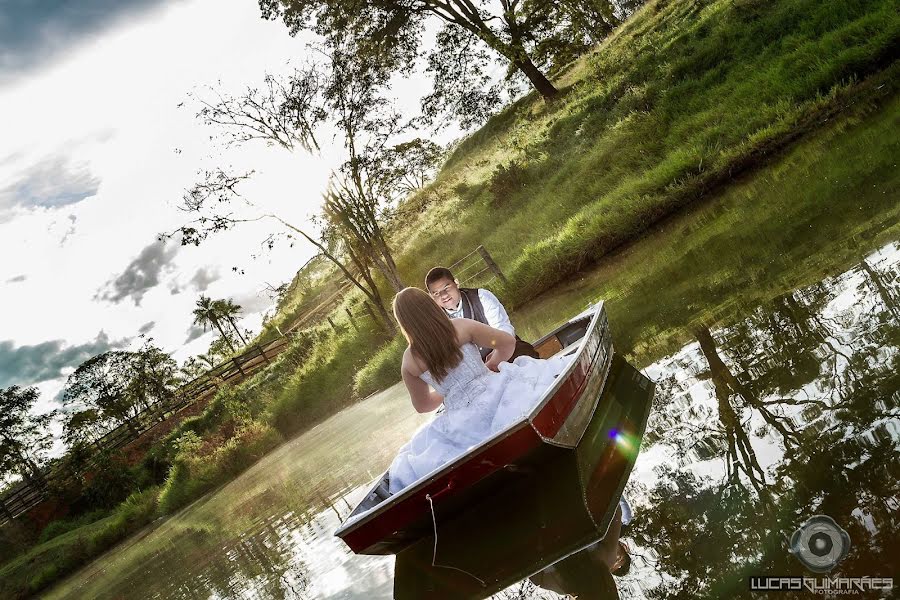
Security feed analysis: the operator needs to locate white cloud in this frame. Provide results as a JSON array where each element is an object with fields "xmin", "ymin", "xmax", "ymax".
[
  {"xmin": 0, "ymin": 0, "xmax": 329, "ymax": 363},
  {"xmin": 0, "ymin": 0, "xmax": 459, "ymax": 455}
]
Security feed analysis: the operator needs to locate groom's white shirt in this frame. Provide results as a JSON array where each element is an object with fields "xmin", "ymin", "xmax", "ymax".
[{"xmin": 446, "ymin": 289, "xmax": 515, "ymax": 337}]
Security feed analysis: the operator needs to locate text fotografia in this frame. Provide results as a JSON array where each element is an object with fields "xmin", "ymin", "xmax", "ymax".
[{"xmin": 750, "ymin": 577, "xmax": 894, "ymax": 594}]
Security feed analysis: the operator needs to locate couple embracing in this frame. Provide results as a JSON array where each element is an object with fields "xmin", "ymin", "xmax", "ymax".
[
  {"xmin": 387, "ymin": 266, "xmax": 564, "ymax": 494},
  {"xmin": 385, "ymin": 267, "xmax": 632, "ymax": 594}
]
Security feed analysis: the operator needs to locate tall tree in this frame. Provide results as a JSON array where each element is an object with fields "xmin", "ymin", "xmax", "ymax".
[
  {"xmin": 186, "ymin": 42, "xmax": 435, "ymax": 295},
  {"xmin": 260, "ymin": 0, "xmax": 640, "ymax": 126},
  {"xmin": 192, "ymin": 295, "xmax": 236, "ymax": 352},
  {"xmin": 62, "ymin": 408, "xmax": 109, "ymax": 450},
  {"xmin": 62, "ymin": 352, "xmax": 142, "ymax": 436},
  {"xmin": 213, "ymin": 299, "xmax": 248, "ymax": 346},
  {"xmin": 170, "ymin": 49, "xmax": 447, "ymax": 328},
  {"xmin": 127, "ymin": 340, "xmax": 180, "ymax": 417},
  {"xmin": 259, "ymin": 0, "xmax": 568, "ymax": 101},
  {"xmin": 0, "ymin": 386, "xmax": 55, "ymax": 484},
  {"xmin": 180, "ymin": 356, "xmax": 210, "ymax": 381},
  {"xmin": 168, "ymin": 170, "xmax": 397, "ymax": 332}
]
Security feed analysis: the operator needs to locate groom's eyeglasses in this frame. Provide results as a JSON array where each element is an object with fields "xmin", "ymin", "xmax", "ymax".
[{"xmin": 430, "ymin": 283, "xmax": 455, "ymax": 298}]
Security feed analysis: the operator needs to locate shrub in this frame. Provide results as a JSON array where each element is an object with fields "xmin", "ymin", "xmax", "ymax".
[
  {"xmin": 156, "ymin": 422, "xmax": 282, "ymax": 515},
  {"xmin": 156, "ymin": 463, "xmax": 196, "ymax": 515},
  {"xmin": 88, "ymin": 488, "xmax": 159, "ymax": 552},
  {"xmin": 37, "ymin": 509, "xmax": 108, "ymax": 544},
  {"xmin": 488, "ymin": 160, "xmax": 529, "ymax": 204},
  {"xmin": 80, "ymin": 451, "xmax": 137, "ymax": 510},
  {"xmin": 353, "ymin": 336, "xmax": 405, "ymax": 398},
  {"xmin": 0, "ymin": 521, "xmax": 38, "ymax": 565},
  {"xmin": 269, "ymin": 320, "xmax": 388, "ymax": 435}
]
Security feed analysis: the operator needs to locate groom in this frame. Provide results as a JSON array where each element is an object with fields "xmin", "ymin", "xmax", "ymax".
[{"xmin": 425, "ymin": 266, "xmax": 540, "ymax": 362}]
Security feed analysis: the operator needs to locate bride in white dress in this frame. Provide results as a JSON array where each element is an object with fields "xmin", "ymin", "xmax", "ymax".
[{"xmin": 387, "ymin": 287, "xmax": 575, "ymax": 495}]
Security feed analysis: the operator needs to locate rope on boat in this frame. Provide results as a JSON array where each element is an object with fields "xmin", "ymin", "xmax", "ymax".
[{"xmin": 425, "ymin": 494, "xmax": 487, "ymax": 587}]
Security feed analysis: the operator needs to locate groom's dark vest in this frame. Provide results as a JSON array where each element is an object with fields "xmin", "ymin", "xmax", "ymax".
[
  {"xmin": 459, "ymin": 287, "xmax": 487, "ymax": 324},
  {"xmin": 457, "ymin": 288, "xmax": 539, "ymax": 361}
]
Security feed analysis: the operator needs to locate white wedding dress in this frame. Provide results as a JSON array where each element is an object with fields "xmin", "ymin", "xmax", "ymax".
[{"xmin": 388, "ymin": 343, "xmax": 575, "ymax": 494}]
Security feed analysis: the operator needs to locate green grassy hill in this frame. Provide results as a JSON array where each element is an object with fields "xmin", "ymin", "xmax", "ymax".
[
  {"xmin": 386, "ymin": 0, "xmax": 897, "ymax": 304},
  {"xmin": 5, "ymin": 0, "xmax": 898, "ymax": 596}
]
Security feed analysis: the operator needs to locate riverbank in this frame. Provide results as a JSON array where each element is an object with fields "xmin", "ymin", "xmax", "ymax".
[{"xmin": 3, "ymin": 0, "xmax": 898, "ymax": 595}]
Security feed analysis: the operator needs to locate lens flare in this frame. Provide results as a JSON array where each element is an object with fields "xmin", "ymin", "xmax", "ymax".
[{"xmin": 610, "ymin": 429, "xmax": 637, "ymax": 456}]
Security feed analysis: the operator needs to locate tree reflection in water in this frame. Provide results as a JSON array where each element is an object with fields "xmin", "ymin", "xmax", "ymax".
[{"xmin": 613, "ymin": 244, "xmax": 899, "ymax": 600}]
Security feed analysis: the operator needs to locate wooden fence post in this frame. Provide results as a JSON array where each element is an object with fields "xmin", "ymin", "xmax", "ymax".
[
  {"xmin": 258, "ymin": 344, "xmax": 271, "ymax": 363},
  {"xmin": 477, "ymin": 245, "xmax": 508, "ymax": 285},
  {"xmin": 232, "ymin": 357, "xmax": 246, "ymax": 377},
  {"xmin": 345, "ymin": 308, "xmax": 359, "ymax": 332},
  {"xmin": 0, "ymin": 499, "xmax": 12, "ymax": 522},
  {"xmin": 327, "ymin": 316, "xmax": 339, "ymax": 333}
]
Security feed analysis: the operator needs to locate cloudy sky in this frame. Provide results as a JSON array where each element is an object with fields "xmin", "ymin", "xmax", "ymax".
[{"xmin": 0, "ymin": 0, "xmax": 453, "ymax": 441}]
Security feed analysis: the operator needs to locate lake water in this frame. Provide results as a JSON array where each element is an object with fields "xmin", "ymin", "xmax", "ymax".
[{"xmin": 45, "ymin": 101, "xmax": 899, "ymax": 599}]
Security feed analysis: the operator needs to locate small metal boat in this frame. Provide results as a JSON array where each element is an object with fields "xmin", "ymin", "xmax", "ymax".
[{"xmin": 334, "ymin": 302, "xmax": 654, "ymax": 598}]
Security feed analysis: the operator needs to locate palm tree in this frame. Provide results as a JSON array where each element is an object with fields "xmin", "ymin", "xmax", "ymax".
[
  {"xmin": 192, "ymin": 295, "xmax": 235, "ymax": 352},
  {"xmin": 214, "ymin": 298, "xmax": 248, "ymax": 346}
]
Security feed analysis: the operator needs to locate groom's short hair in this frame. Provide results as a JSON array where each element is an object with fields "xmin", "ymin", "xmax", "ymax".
[{"xmin": 425, "ymin": 266, "xmax": 455, "ymax": 288}]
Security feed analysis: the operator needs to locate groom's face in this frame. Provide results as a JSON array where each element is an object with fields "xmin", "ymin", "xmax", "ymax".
[{"xmin": 428, "ymin": 277, "xmax": 461, "ymax": 311}]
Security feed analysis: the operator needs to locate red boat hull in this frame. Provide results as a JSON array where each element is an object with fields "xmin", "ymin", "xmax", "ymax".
[
  {"xmin": 392, "ymin": 355, "xmax": 655, "ymax": 599},
  {"xmin": 336, "ymin": 304, "xmax": 615, "ymax": 557}
]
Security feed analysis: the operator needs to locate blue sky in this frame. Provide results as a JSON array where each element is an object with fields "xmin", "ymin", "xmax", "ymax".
[{"xmin": 0, "ymin": 0, "xmax": 174, "ymax": 84}]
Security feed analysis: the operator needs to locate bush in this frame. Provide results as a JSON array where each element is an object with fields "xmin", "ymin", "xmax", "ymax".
[
  {"xmin": 157, "ymin": 422, "xmax": 282, "ymax": 515},
  {"xmin": 80, "ymin": 451, "xmax": 137, "ymax": 510},
  {"xmin": 353, "ymin": 336, "xmax": 405, "ymax": 397},
  {"xmin": 0, "ymin": 487, "xmax": 161, "ymax": 600},
  {"xmin": 37, "ymin": 509, "xmax": 108, "ymax": 544},
  {"xmin": 269, "ymin": 320, "xmax": 388, "ymax": 435},
  {"xmin": 156, "ymin": 463, "xmax": 196, "ymax": 515},
  {"xmin": 0, "ymin": 521, "xmax": 38, "ymax": 566},
  {"xmin": 88, "ymin": 488, "xmax": 159, "ymax": 552},
  {"xmin": 488, "ymin": 160, "xmax": 529, "ymax": 204}
]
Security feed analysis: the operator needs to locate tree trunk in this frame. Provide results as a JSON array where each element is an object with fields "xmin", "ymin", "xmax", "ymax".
[
  {"xmin": 226, "ymin": 316, "xmax": 248, "ymax": 345},
  {"xmin": 368, "ymin": 247, "xmax": 404, "ymax": 293},
  {"xmin": 373, "ymin": 235, "xmax": 404, "ymax": 292},
  {"xmin": 213, "ymin": 319, "xmax": 236, "ymax": 352},
  {"xmin": 371, "ymin": 300, "xmax": 395, "ymax": 334},
  {"xmin": 343, "ymin": 242, "xmax": 396, "ymax": 334},
  {"xmin": 513, "ymin": 56, "xmax": 558, "ymax": 99},
  {"xmin": 271, "ymin": 215, "xmax": 395, "ymax": 333}
]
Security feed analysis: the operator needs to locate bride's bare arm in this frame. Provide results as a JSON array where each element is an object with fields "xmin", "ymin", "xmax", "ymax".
[
  {"xmin": 401, "ymin": 353, "xmax": 444, "ymax": 413},
  {"xmin": 454, "ymin": 319, "xmax": 516, "ymax": 371}
]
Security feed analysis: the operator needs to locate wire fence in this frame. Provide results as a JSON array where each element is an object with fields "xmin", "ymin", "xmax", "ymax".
[{"xmin": 449, "ymin": 245, "xmax": 508, "ymax": 289}]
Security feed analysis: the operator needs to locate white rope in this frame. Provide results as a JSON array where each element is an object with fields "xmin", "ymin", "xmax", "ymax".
[{"xmin": 425, "ymin": 493, "xmax": 487, "ymax": 587}]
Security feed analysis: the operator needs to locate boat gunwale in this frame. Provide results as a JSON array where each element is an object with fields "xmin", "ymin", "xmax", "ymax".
[{"xmin": 334, "ymin": 302, "xmax": 607, "ymax": 542}]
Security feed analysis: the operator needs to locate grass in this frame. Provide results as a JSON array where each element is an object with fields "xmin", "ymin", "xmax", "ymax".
[
  {"xmin": 0, "ymin": 488, "xmax": 160, "ymax": 600},
  {"xmin": 353, "ymin": 335, "xmax": 406, "ymax": 398},
  {"xmin": 512, "ymin": 93, "xmax": 900, "ymax": 366},
  {"xmin": 387, "ymin": 0, "xmax": 899, "ymax": 309},
  {"xmin": 15, "ymin": 0, "xmax": 900, "ymax": 595}
]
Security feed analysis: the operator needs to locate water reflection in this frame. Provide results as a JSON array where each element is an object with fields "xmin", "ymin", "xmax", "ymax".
[
  {"xmin": 47, "ymin": 243, "xmax": 898, "ymax": 599},
  {"xmin": 621, "ymin": 242, "xmax": 899, "ymax": 599}
]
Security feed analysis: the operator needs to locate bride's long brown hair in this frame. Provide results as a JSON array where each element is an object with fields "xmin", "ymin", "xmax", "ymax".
[{"xmin": 392, "ymin": 287, "xmax": 462, "ymax": 381}]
